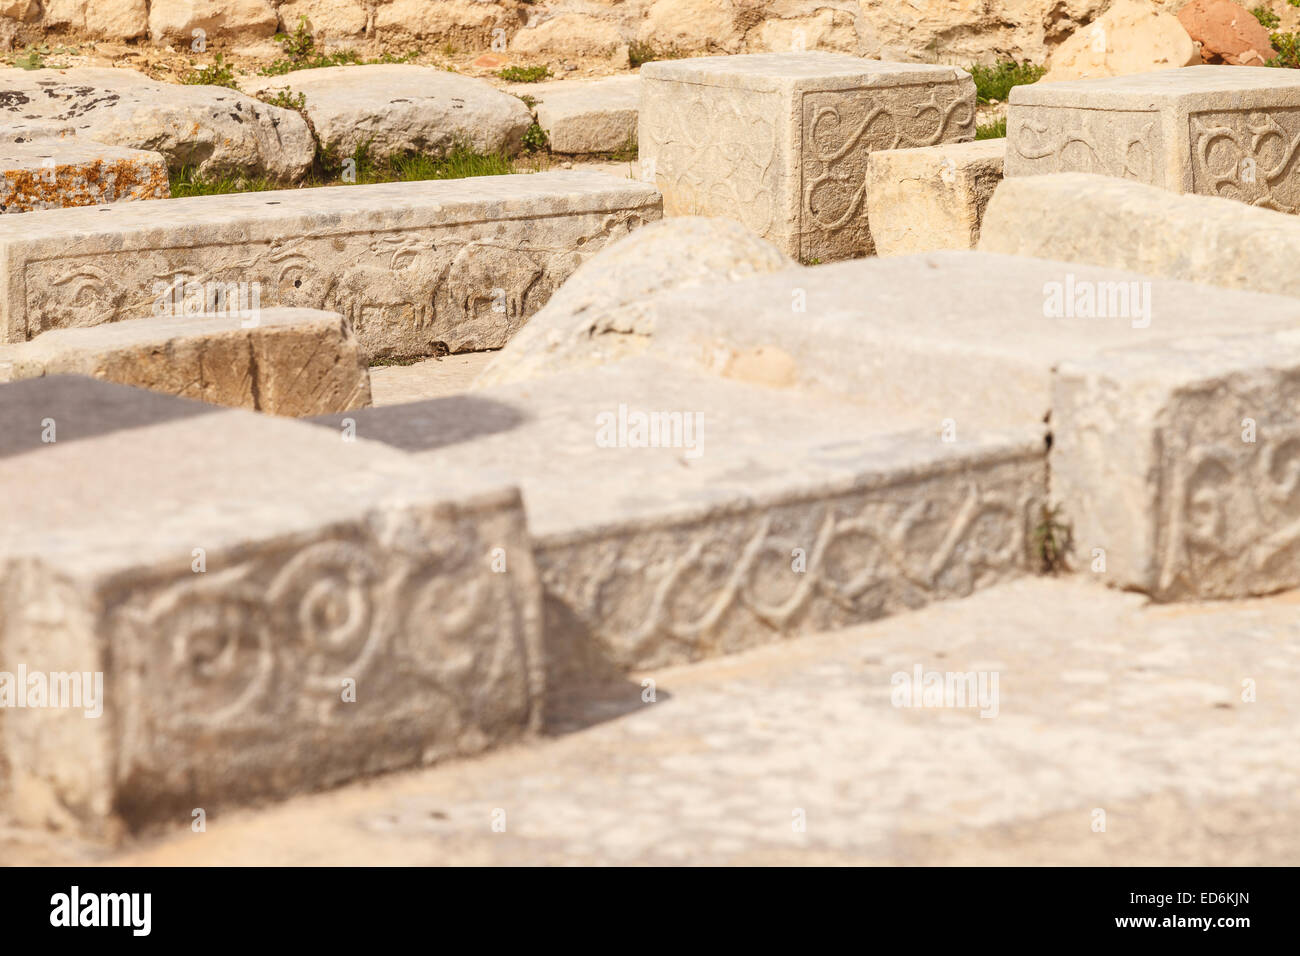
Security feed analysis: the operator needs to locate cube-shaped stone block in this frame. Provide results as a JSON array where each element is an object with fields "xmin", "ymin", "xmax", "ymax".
[
  {"xmin": 866, "ymin": 139, "xmax": 1005, "ymax": 256},
  {"xmin": 1053, "ymin": 330, "xmax": 1300, "ymax": 600},
  {"xmin": 1006, "ymin": 66, "xmax": 1300, "ymax": 212},
  {"xmin": 639, "ymin": 53, "xmax": 976, "ymax": 262}
]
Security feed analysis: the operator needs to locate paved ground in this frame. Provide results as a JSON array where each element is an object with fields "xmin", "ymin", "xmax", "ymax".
[
  {"xmin": 367, "ymin": 351, "xmax": 497, "ymax": 405},
  {"xmin": 4, "ymin": 576, "xmax": 1297, "ymax": 866}
]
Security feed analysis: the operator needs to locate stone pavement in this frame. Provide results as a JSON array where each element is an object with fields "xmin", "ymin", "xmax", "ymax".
[{"xmin": 6, "ymin": 577, "xmax": 1295, "ymax": 866}]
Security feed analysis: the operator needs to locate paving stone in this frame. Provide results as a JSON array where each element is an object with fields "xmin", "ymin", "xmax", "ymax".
[
  {"xmin": 0, "ymin": 170, "xmax": 662, "ymax": 359},
  {"xmin": 246, "ymin": 65, "xmax": 534, "ymax": 161},
  {"xmin": 866, "ymin": 139, "xmax": 1005, "ymax": 256},
  {"xmin": 0, "ymin": 376, "xmax": 542, "ymax": 835},
  {"xmin": 28, "ymin": 577, "xmax": 1300, "ymax": 866},
  {"xmin": 979, "ymin": 172, "xmax": 1300, "ymax": 300},
  {"xmin": 525, "ymin": 76, "xmax": 640, "ymax": 155},
  {"xmin": 316, "ymin": 358, "xmax": 1047, "ymax": 678},
  {"xmin": 0, "ymin": 67, "xmax": 314, "ymax": 183},
  {"xmin": 0, "ymin": 308, "xmax": 371, "ymax": 416},
  {"xmin": 0, "ymin": 133, "xmax": 168, "ymax": 214},
  {"xmin": 639, "ymin": 53, "xmax": 975, "ymax": 262},
  {"xmin": 1053, "ymin": 329, "xmax": 1300, "ymax": 601},
  {"xmin": 1005, "ymin": 65, "xmax": 1300, "ymax": 211},
  {"xmin": 369, "ymin": 352, "xmax": 495, "ymax": 406}
]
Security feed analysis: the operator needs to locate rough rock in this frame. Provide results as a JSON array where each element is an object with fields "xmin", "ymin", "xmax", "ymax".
[
  {"xmin": 866, "ymin": 139, "xmax": 1006, "ymax": 256},
  {"xmin": 373, "ymin": 0, "xmax": 510, "ymax": 45},
  {"xmin": 511, "ymin": 13, "xmax": 628, "ymax": 58},
  {"xmin": 525, "ymin": 76, "xmax": 639, "ymax": 155},
  {"xmin": 0, "ymin": 171, "xmax": 662, "ymax": 359},
  {"xmin": 475, "ymin": 217, "xmax": 793, "ymax": 388},
  {"xmin": 43, "ymin": 0, "xmax": 148, "ymax": 38},
  {"xmin": 246, "ymin": 65, "xmax": 533, "ymax": 161},
  {"xmin": 148, "ymin": 0, "xmax": 279, "ymax": 43},
  {"xmin": 277, "ymin": 0, "xmax": 369, "ymax": 39},
  {"xmin": 1041, "ymin": 0, "xmax": 1199, "ymax": 82},
  {"xmin": 0, "ymin": 308, "xmax": 372, "ymax": 416},
  {"xmin": 978, "ymin": 172, "xmax": 1300, "ymax": 300},
  {"xmin": 0, "ymin": 67, "xmax": 314, "ymax": 183},
  {"xmin": 1178, "ymin": 0, "xmax": 1278, "ymax": 66},
  {"xmin": 640, "ymin": 53, "xmax": 975, "ymax": 261},
  {"xmin": 0, "ymin": 132, "xmax": 168, "ymax": 213}
]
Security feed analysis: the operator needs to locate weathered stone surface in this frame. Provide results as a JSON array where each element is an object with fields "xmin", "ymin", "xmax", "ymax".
[
  {"xmin": 0, "ymin": 133, "xmax": 168, "ymax": 213},
  {"xmin": 1178, "ymin": 0, "xmax": 1277, "ymax": 66},
  {"xmin": 527, "ymin": 76, "xmax": 639, "ymax": 155},
  {"xmin": 0, "ymin": 68, "xmax": 314, "ymax": 183},
  {"xmin": 630, "ymin": 251, "xmax": 1300, "ymax": 430},
  {"xmin": 148, "ymin": 0, "xmax": 279, "ymax": 43},
  {"xmin": 318, "ymin": 357, "xmax": 1046, "ymax": 676},
  {"xmin": 510, "ymin": 13, "xmax": 628, "ymax": 58},
  {"xmin": 978, "ymin": 173, "xmax": 1300, "ymax": 298},
  {"xmin": 1052, "ymin": 329, "xmax": 1300, "ymax": 600},
  {"xmin": 1006, "ymin": 65, "xmax": 1300, "ymax": 211},
  {"xmin": 0, "ymin": 171, "xmax": 662, "ymax": 359},
  {"xmin": 246, "ymin": 65, "xmax": 534, "ymax": 161},
  {"xmin": 373, "ymin": 0, "xmax": 507, "ymax": 45},
  {"xmin": 866, "ymin": 139, "xmax": 1005, "ymax": 256},
  {"xmin": 0, "ymin": 376, "xmax": 542, "ymax": 834},
  {"xmin": 44, "ymin": 0, "xmax": 148, "ymax": 38},
  {"xmin": 1041, "ymin": 0, "xmax": 1199, "ymax": 83},
  {"xmin": 639, "ymin": 53, "xmax": 975, "ymax": 261},
  {"xmin": 278, "ymin": 0, "xmax": 369, "ymax": 38},
  {"xmin": 476, "ymin": 216, "xmax": 793, "ymax": 388},
  {"xmin": 0, "ymin": 308, "xmax": 371, "ymax": 416}
]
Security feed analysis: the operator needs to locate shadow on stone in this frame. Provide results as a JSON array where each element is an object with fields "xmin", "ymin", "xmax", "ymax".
[{"xmin": 309, "ymin": 393, "xmax": 528, "ymax": 452}]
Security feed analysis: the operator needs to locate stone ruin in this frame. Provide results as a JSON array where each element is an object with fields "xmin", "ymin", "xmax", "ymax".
[{"xmin": 2, "ymin": 46, "xmax": 1299, "ymax": 864}]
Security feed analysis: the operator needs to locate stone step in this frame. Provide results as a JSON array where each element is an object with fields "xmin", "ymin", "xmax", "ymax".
[
  {"xmin": 1005, "ymin": 65, "xmax": 1300, "ymax": 212},
  {"xmin": 0, "ymin": 377, "xmax": 543, "ymax": 836},
  {"xmin": 313, "ymin": 357, "xmax": 1047, "ymax": 679},
  {"xmin": 979, "ymin": 172, "xmax": 1300, "ymax": 300},
  {"xmin": 0, "ymin": 131, "xmax": 168, "ymax": 214},
  {"xmin": 0, "ymin": 170, "xmax": 662, "ymax": 359},
  {"xmin": 0, "ymin": 308, "xmax": 371, "ymax": 417},
  {"xmin": 639, "ymin": 53, "xmax": 975, "ymax": 262},
  {"xmin": 518, "ymin": 76, "xmax": 640, "ymax": 155}
]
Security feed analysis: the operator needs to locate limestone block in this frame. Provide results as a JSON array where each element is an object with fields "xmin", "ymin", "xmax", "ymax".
[
  {"xmin": 0, "ymin": 68, "xmax": 314, "ymax": 183},
  {"xmin": 0, "ymin": 134, "xmax": 168, "ymax": 214},
  {"xmin": 0, "ymin": 376, "xmax": 542, "ymax": 834},
  {"xmin": 639, "ymin": 53, "xmax": 976, "ymax": 262},
  {"xmin": 246, "ymin": 65, "xmax": 534, "ymax": 161},
  {"xmin": 315, "ymin": 358, "xmax": 1046, "ymax": 675},
  {"xmin": 979, "ymin": 173, "xmax": 1300, "ymax": 298},
  {"xmin": 0, "ymin": 308, "xmax": 371, "ymax": 416},
  {"xmin": 1052, "ymin": 330, "xmax": 1300, "ymax": 599},
  {"xmin": 1040, "ymin": 0, "xmax": 1199, "ymax": 83},
  {"xmin": 148, "ymin": 0, "xmax": 279, "ymax": 43},
  {"xmin": 43, "ymin": 0, "xmax": 149, "ymax": 38},
  {"xmin": 866, "ymin": 139, "xmax": 1005, "ymax": 256},
  {"xmin": 1006, "ymin": 65, "xmax": 1300, "ymax": 211},
  {"xmin": 0, "ymin": 170, "xmax": 662, "ymax": 360},
  {"xmin": 277, "ymin": 0, "xmax": 369, "ymax": 39},
  {"xmin": 527, "ymin": 76, "xmax": 640, "ymax": 155}
]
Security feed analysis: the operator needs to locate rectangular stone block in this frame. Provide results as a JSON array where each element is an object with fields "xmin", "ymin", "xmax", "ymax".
[
  {"xmin": 0, "ymin": 170, "xmax": 662, "ymax": 358},
  {"xmin": 866, "ymin": 139, "xmax": 1005, "ymax": 256},
  {"xmin": 1052, "ymin": 330, "xmax": 1300, "ymax": 600},
  {"xmin": 639, "ymin": 53, "xmax": 975, "ymax": 262},
  {"xmin": 0, "ymin": 308, "xmax": 371, "ymax": 416},
  {"xmin": 0, "ymin": 377, "xmax": 543, "ymax": 834},
  {"xmin": 527, "ymin": 76, "xmax": 639, "ymax": 155},
  {"xmin": 0, "ymin": 132, "xmax": 169, "ymax": 214},
  {"xmin": 313, "ymin": 358, "xmax": 1046, "ymax": 677},
  {"xmin": 1005, "ymin": 65, "xmax": 1300, "ymax": 211},
  {"xmin": 980, "ymin": 172, "xmax": 1300, "ymax": 300}
]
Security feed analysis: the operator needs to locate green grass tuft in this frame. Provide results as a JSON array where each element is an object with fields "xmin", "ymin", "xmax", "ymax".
[
  {"xmin": 975, "ymin": 117, "xmax": 1007, "ymax": 140},
  {"xmin": 498, "ymin": 65, "xmax": 551, "ymax": 83},
  {"xmin": 968, "ymin": 60, "xmax": 1046, "ymax": 103}
]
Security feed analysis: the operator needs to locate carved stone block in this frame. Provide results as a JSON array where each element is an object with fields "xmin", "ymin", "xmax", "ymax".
[
  {"xmin": 1053, "ymin": 330, "xmax": 1300, "ymax": 600},
  {"xmin": 0, "ymin": 308, "xmax": 371, "ymax": 416},
  {"xmin": 0, "ymin": 171, "xmax": 662, "ymax": 359},
  {"xmin": 1006, "ymin": 65, "xmax": 1300, "ymax": 211},
  {"xmin": 0, "ymin": 377, "xmax": 543, "ymax": 833},
  {"xmin": 639, "ymin": 53, "xmax": 975, "ymax": 262}
]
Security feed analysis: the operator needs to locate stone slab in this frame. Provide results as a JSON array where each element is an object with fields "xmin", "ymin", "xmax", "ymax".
[
  {"xmin": 630, "ymin": 251, "xmax": 1300, "ymax": 431},
  {"xmin": 0, "ymin": 308, "xmax": 371, "ymax": 417},
  {"xmin": 639, "ymin": 53, "xmax": 975, "ymax": 262},
  {"xmin": 866, "ymin": 139, "xmax": 1005, "ymax": 256},
  {"xmin": 1, "ymin": 134, "xmax": 168, "ymax": 214},
  {"xmin": 979, "ymin": 172, "xmax": 1300, "ymax": 299},
  {"xmin": 314, "ymin": 357, "xmax": 1046, "ymax": 676},
  {"xmin": 0, "ymin": 376, "xmax": 543, "ymax": 834},
  {"xmin": 525, "ymin": 76, "xmax": 640, "ymax": 155},
  {"xmin": 1053, "ymin": 329, "xmax": 1300, "ymax": 601},
  {"xmin": 0, "ymin": 170, "xmax": 662, "ymax": 359},
  {"xmin": 1005, "ymin": 65, "xmax": 1300, "ymax": 211}
]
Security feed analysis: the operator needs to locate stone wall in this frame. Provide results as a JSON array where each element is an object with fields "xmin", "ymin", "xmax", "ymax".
[{"xmin": 4, "ymin": 0, "xmax": 1130, "ymax": 65}]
